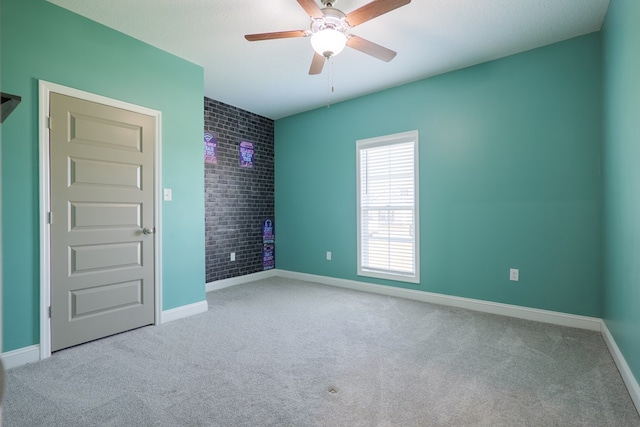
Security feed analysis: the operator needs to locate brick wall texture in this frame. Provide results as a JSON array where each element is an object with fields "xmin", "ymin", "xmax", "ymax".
[{"xmin": 204, "ymin": 97, "xmax": 275, "ymax": 283}]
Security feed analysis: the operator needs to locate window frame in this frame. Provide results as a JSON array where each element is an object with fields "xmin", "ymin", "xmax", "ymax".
[{"xmin": 356, "ymin": 130, "xmax": 420, "ymax": 284}]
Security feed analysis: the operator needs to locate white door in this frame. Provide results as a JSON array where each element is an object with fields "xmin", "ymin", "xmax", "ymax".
[{"xmin": 49, "ymin": 92, "xmax": 155, "ymax": 351}]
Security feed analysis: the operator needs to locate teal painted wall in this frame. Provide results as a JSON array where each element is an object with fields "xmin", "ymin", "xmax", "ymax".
[
  {"xmin": 276, "ymin": 33, "xmax": 603, "ymax": 317},
  {"xmin": 1, "ymin": 0, "xmax": 206, "ymax": 352},
  {"xmin": 603, "ymin": 0, "xmax": 640, "ymax": 387}
]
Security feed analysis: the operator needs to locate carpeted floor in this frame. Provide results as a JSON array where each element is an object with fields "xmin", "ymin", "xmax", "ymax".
[{"xmin": 4, "ymin": 277, "xmax": 640, "ymax": 426}]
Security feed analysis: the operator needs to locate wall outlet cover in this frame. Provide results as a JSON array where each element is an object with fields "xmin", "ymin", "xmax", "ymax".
[{"xmin": 510, "ymin": 268, "xmax": 519, "ymax": 281}]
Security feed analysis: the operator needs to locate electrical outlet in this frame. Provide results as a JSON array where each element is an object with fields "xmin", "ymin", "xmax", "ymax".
[
  {"xmin": 230, "ymin": 252, "xmax": 235, "ymax": 262},
  {"xmin": 326, "ymin": 251, "xmax": 332, "ymax": 261},
  {"xmin": 510, "ymin": 268, "xmax": 519, "ymax": 282}
]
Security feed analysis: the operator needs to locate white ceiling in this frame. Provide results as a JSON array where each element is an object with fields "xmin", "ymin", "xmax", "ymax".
[{"xmin": 47, "ymin": 0, "xmax": 610, "ymax": 120}]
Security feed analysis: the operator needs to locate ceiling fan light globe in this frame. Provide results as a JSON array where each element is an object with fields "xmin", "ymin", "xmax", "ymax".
[{"xmin": 311, "ymin": 29, "xmax": 347, "ymax": 58}]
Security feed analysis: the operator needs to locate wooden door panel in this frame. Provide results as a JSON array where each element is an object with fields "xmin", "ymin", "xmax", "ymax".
[
  {"xmin": 70, "ymin": 280, "xmax": 143, "ymax": 319},
  {"xmin": 50, "ymin": 92, "xmax": 155, "ymax": 352},
  {"xmin": 69, "ymin": 157, "xmax": 142, "ymax": 189},
  {"xmin": 70, "ymin": 202, "xmax": 142, "ymax": 230}
]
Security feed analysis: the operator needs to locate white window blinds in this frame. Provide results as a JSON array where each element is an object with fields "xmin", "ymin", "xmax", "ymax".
[{"xmin": 357, "ymin": 131, "xmax": 419, "ymax": 283}]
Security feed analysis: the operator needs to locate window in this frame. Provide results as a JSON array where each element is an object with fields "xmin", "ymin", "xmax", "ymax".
[{"xmin": 357, "ymin": 130, "xmax": 419, "ymax": 284}]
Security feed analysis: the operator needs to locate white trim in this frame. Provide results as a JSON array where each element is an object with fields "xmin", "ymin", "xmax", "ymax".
[
  {"xmin": 38, "ymin": 82, "xmax": 52, "ymax": 360},
  {"xmin": 1, "ymin": 345, "xmax": 40, "ymax": 370},
  {"xmin": 38, "ymin": 80, "xmax": 163, "ymax": 360},
  {"xmin": 275, "ymin": 269, "xmax": 602, "ymax": 331},
  {"xmin": 602, "ymin": 321, "xmax": 640, "ymax": 414},
  {"xmin": 153, "ymin": 103, "xmax": 163, "ymax": 327},
  {"xmin": 206, "ymin": 269, "xmax": 278, "ymax": 292},
  {"xmin": 161, "ymin": 301, "xmax": 208, "ymax": 324},
  {"xmin": 4, "ymin": 300, "xmax": 208, "ymax": 368}
]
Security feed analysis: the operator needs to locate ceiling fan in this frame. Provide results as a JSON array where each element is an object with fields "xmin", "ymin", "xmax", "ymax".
[{"xmin": 245, "ymin": 0, "xmax": 411, "ymax": 75}]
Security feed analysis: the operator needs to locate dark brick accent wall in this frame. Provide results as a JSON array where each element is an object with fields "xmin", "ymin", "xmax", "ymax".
[{"xmin": 204, "ymin": 97, "xmax": 275, "ymax": 282}]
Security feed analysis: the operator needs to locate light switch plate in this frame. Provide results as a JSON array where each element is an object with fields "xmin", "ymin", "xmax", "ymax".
[{"xmin": 164, "ymin": 188, "xmax": 172, "ymax": 201}]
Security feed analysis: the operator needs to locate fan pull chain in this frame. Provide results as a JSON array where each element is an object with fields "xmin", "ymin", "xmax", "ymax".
[{"xmin": 326, "ymin": 57, "xmax": 335, "ymax": 108}]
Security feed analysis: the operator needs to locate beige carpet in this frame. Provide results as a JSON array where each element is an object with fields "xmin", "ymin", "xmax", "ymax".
[{"xmin": 4, "ymin": 277, "xmax": 640, "ymax": 426}]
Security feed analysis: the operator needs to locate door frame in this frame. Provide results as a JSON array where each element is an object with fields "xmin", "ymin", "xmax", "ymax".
[{"xmin": 38, "ymin": 80, "xmax": 163, "ymax": 360}]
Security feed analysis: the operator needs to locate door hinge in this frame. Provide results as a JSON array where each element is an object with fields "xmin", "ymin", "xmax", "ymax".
[
  {"xmin": 48, "ymin": 211, "xmax": 53, "ymax": 224},
  {"xmin": 48, "ymin": 306, "xmax": 52, "ymax": 318},
  {"xmin": 46, "ymin": 116, "xmax": 52, "ymax": 129}
]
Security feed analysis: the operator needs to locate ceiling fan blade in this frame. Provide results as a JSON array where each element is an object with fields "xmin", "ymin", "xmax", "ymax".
[
  {"xmin": 347, "ymin": 35, "xmax": 397, "ymax": 62},
  {"xmin": 346, "ymin": 0, "xmax": 411, "ymax": 27},
  {"xmin": 309, "ymin": 52, "xmax": 325, "ymax": 75},
  {"xmin": 297, "ymin": 0, "xmax": 324, "ymax": 18},
  {"xmin": 245, "ymin": 30, "xmax": 307, "ymax": 42}
]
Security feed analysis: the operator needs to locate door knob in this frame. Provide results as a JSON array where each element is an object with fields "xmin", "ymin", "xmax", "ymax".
[{"xmin": 142, "ymin": 227, "xmax": 155, "ymax": 235}]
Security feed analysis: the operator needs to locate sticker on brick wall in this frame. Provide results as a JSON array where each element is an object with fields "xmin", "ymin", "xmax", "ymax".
[
  {"xmin": 262, "ymin": 243, "xmax": 275, "ymax": 270},
  {"xmin": 262, "ymin": 219, "xmax": 274, "ymax": 243},
  {"xmin": 239, "ymin": 140, "xmax": 254, "ymax": 168},
  {"xmin": 204, "ymin": 132, "xmax": 217, "ymax": 164},
  {"xmin": 262, "ymin": 219, "xmax": 275, "ymax": 270}
]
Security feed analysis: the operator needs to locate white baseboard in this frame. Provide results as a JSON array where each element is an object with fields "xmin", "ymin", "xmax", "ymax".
[
  {"xmin": 2, "ymin": 301, "xmax": 209, "ymax": 369},
  {"xmin": 161, "ymin": 300, "xmax": 208, "ymax": 324},
  {"xmin": 275, "ymin": 270, "xmax": 603, "ymax": 331},
  {"xmin": 602, "ymin": 321, "xmax": 640, "ymax": 414},
  {"xmin": 206, "ymin": 269, "xmax": 278, "ymax": 292},
  {"xmin": 1, "ymin": 345, "xmax": 40, "ymax": 370}
]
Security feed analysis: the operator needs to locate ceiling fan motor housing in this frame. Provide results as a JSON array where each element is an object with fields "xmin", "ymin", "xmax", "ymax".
[
  {"xmin": 310, "ymin": 7, "xmax": 349, "ymax": 57},
  {"xmin": 311, "ymin": 7, "xmax": 349, "ymax": 34}
]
